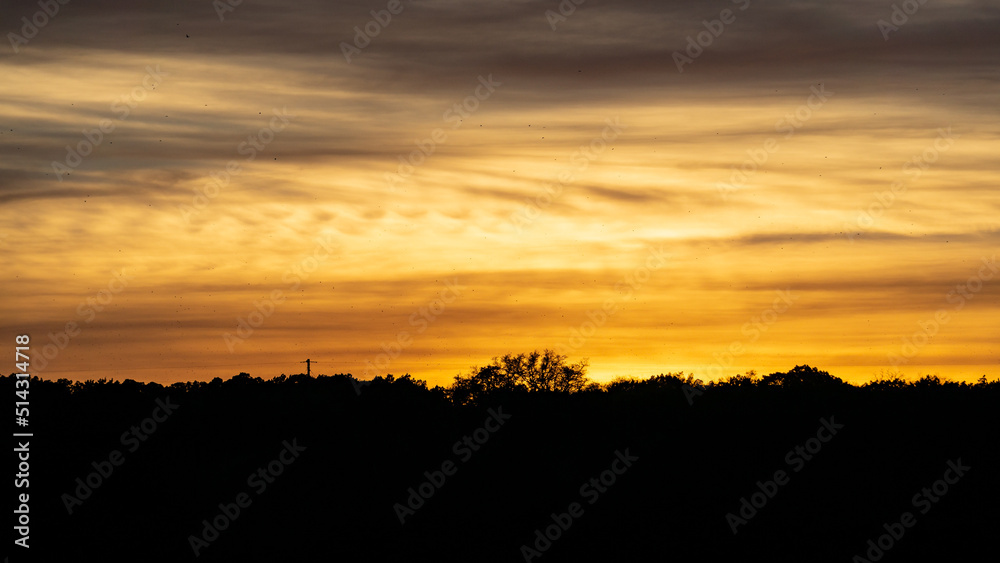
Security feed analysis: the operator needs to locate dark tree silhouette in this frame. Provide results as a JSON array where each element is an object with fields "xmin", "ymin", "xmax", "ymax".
[
  {"xmin": 758, "ymin": 364, "xmax": 847, "ymax": 388},
  {"xmin": 7, "ymin": 364, "xmax": 999, "ymax": 563},
  {"xmin": 448, "ymin": 349, "xmax": 590, "ymax": 405}
]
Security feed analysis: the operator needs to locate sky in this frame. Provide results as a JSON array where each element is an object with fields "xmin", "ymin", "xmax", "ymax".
[{"xmin": 2, "ymin": 0, "xmax": 998, "ymax": 386}]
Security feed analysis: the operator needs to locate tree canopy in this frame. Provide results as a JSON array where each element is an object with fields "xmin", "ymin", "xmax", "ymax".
[{"xmin": 448, "ymin": 349, "xmax": 591, "ymax": 405}]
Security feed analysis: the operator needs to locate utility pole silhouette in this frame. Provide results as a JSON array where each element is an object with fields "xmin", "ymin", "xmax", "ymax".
[{"xmin": 300, "ymin": 359, "xmax": 317, "ymax": 377}]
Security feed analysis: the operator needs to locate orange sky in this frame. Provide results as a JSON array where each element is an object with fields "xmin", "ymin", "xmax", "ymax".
[{"xmin": 2, "ymin": 0, "xmax": 998, "ymax": 386}]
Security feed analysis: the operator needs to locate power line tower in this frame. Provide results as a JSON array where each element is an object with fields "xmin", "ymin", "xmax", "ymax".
[{"xmin": 300, "ymin": 359, "xmax": 318, "ymax": 377}]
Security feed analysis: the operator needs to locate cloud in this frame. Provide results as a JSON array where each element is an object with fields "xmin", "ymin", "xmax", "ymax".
[{"xmin": 1, "ymin": 0, "xmax": 997, "ymax": 385}]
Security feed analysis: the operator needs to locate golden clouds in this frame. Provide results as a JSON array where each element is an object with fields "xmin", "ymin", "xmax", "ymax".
[{"xmin": 1, "ymin": 1, "xmax": 998, "ymax": 386}]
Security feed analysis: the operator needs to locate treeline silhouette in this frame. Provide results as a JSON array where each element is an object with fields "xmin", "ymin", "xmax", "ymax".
[
  {"xmin": 8, "ymin": 352, "xmax": 999, "ymax": 563},
  {"xmin": 26, "ymin": 351, "xmax": 999, "ymax": 404}
]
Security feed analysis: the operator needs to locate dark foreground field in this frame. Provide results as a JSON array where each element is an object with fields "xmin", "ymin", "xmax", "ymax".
[{"xmin": 7, "ymin": 368, "xmax": 999, "ymax": 562}]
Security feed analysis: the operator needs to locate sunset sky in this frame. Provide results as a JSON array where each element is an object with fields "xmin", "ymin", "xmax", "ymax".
[{"xmin": 2, "ymin": 0, "xmax": 998, "ymax": 386}]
